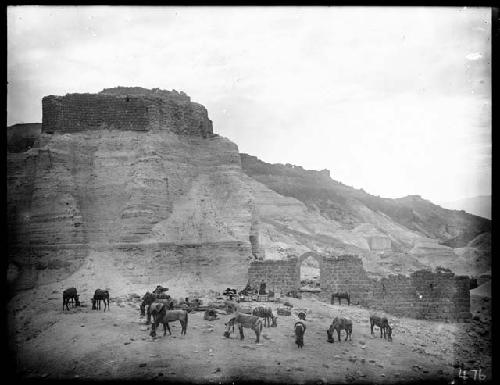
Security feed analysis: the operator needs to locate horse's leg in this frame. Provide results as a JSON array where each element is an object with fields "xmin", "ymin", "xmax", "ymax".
[
  {"xmin": 166, "ymin": 322, "xmax": 171, "ymax": 335},
  {"xmin": 380, "ymin": 326, "xmax": 383, "ymax": 338},
  {"xmin": 370, "ymin": 321, "xmax": 374, "ymax": 334},
  {"xmin": 345, "ymin": 329, "xmax": 348, "ymax": 341},
  {"xmin": 254, "ymin": 327, "xmax": 260, "ymax": 343},
  {"xmin": 337, "ymin": 329, "xmax": 341, "ymax": 342},
  {"xmin": 239, "ymin": 325, "xmax": 244, "ymax": 340}
]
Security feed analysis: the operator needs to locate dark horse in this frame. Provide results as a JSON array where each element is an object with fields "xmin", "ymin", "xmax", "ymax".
[
  {"xmin": 370, "ymin": 314, "xmax": 392, "ymax": 341},
  {"xmin": 92, "ymin": 289, "xmax": 110, "ymax": 311},
  {"xmin": 63, "ymin": 288, "xmax": 80, "ymax": 311},
  {"xmin": 327, "ymin": 317, "xmax": 352, "ymax": 343},
  {"xmin": 149, "ymin": 302, "xmax": 188, "ymax": 337},
  {"xmin": 331, "ymin": 292, "xmax": 350, "ymax": 306},
  {"xmin": 294, "ymin": 321, "xmax": 306, "ymax": 348}
]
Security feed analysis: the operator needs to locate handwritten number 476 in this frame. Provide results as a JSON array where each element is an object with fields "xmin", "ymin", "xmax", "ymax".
[{"xmin": 458, "ymin": 369, "xmax": 486, "ymax": 381}]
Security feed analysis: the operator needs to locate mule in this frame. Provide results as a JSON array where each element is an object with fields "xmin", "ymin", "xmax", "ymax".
[
  {"xmin": 224, "ymin": 313, "xmax": 263, "ymax": 343},
  {"xmin": 327, "ymin": 317, "xmax": 352, "ymax": 343},
  {"xmin": 63, "ymin": 288, "xmax": 80, "ymax": 311},
  {"xmin": 149, "ymin": 302, "xmax": 188, "ymax": 337},
  {"xmin": 370, "ymin": 314, "xmax": 392, "ymax": 341},
  {"xmin": 91, "ymin": 289, "xmax": 109, "ymax": 311},
  {"xmin": 295, "ymin": 321, "xmax": 306, "ymax": 348},
  {"xmin": 252, "ymin": 306, "xmax": 278, "ymax": 327},
  {"xmin": 331, "ymin": 292, "xmax": 350, "ymax": 306}
]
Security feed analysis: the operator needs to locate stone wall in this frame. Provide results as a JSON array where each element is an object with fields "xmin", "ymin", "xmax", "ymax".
[
  {"xmin": 247, "ymin": 253, "xmax": 471, "ymax": 321},
  {"xmin": 368, "ymin": 270, "xmax": 471, "ymax": 321},
  {"xmin": 247, "ymin": 258, "xmax": 299, "ymax": 294},
  {"xmin": 41, "ymin": 87, "xmax": 213, "ymax": 137},
  {"xmin": 320, "ymin": 254, "xmax": 373, "ymax": 304}
]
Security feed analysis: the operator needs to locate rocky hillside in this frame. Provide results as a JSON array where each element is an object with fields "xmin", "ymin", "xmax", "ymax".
[{"xmin": 6, "ymin": 87, "xmax": 490, "ymax": 295}]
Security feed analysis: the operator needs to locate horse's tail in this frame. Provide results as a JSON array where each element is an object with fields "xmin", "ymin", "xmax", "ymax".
[{"xmin": 184, "ymin": 311, "xmax": 189, "ymax": 332}]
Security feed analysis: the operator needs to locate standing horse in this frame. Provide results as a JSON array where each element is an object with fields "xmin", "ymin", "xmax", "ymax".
[
  {"xmin": 252, "ymin": 306, "xmax": 278, "ymax": 327},
  {"xmin": 91, "ymin": 289, "xmax": 110, "ymax": 311},
  {"xmin": 294, "ymin": 321, "xmax": 306, "ymax": 348},
  {"xmin": 149, "ymin": 302, "xmax": 188, "ymax": 337},
  {"xmin": 370, "ymin": 314, "xmax": 392, "ymax": 341},
  {"xmin": 63, "ymin": 288, "xmax": 80, "ymax": 311},
  {"xmin": 331, "ymin": 292, "xmax": 350, "ymax": 306},
  {"xmin": 224, "ymin": 313, "xmax": 263, "ymax": 343},
  {"xmin": 327, "ymin": 317, "xmax": 352, "ymax": 343}
]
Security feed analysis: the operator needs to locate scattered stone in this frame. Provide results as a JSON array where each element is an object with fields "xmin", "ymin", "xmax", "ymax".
[
  {"xmin": 322, "ymin": 364, "xmax": 329, "ymax": 369},
  {"xmin": 113, "ymin": 323, "xmax": 118, "ymax": 327},
  {"xmin": 286, "ymin": 368, "xmax": 291, "ymax": 372},
  {"xmin": 124, "ymin": 342, "xmax": 130, "ymax": 345},
  {"xmin": 149, "ymin": 354, "xmax": 159, "ymax": 358},
  {"xmin": 157, "ymin": 373, "xmax": 163, "ymax": 377},
  {"xmin": 139, "ymin": 363, "xmax": 147, "ymax": 368},
  {"xmin": 214, "ymin": 368, "xmax": 221, "ymax": 373},
  {"xmin": 41, "ymin": 373, "xmax": 49, "ymax": 378},
  {"xmin": 295, "ymin": 367, "xmax": 305, "ymax": 372},
  {"xmin": 381, "ymin": 373, "xmax": 385, "ymax": 377},
  {"xmin": 80, "ymin": 324, "xmax": 85, "ymax": 327}
]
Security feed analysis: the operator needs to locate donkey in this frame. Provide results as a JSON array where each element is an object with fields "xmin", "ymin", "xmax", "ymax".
[
  {"xmin": 91, "ymin": 289, "xmax": 110, "ymax": 311},
  {"xmin": 370, "ymin": 314, "xmax": 392, "ymax": 341},
  {"xmin": 252, "ymin": 306, "xmax": 278, "ymax": 327},
  {"xmin": 63, "ymin": 288, "xmax": 80, "ymax": 311},
  {"xmin": 294, "ymin": 321, "xmax": 306, "ymax": 348},
  {"xmin": 224, "ymin": 313, "xmax": 263, "ymax": 343},
  {"xmin": 327, "ymin": 317, "xmax": 352, "ymax": 343},
  {"xmin": 331, "ymin": 292, "xmax": 350, "ymax": 306},
  {"xmin": 149, "ymin": 302, "xmax": 188, "ymax": 337}
]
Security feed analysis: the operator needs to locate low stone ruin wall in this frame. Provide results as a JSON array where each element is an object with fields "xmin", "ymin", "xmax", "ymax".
[{"xmin": 247, "ymin": 253, "xmax": 471, "ymax": 322}]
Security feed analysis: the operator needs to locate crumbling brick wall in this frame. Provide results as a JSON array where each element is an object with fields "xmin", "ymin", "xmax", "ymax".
[
  {"xmin": 41, "ymin": 87, "xmax": 213, "ymax": 137},
  {"xmin": 369, "ymin": 270, "xmax": 471, "ymax": 321},
  {"xmin": 247, "ymin": 258, "xmax": 299, "ymax": 294},
  {"xmin": 320, "ymin": 254, "xmax": 373, "ymax": 304},
  {"xmin": 248, "ymin": 253, "xmax": 471, "ymax": 321}
]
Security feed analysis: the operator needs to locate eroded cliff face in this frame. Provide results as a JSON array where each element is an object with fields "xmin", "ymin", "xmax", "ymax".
[{"xmin": 7, "ymin": 87, "xmax": 490, "ymax": 295}]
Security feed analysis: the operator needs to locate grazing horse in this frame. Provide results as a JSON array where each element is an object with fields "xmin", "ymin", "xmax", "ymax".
[
  {"xmin": 294, "ymin": 321, "xmax": 306, "ymax": 348},
  {"xmin": 149, "ymin": 302, "xmax": 188, "ymax": 337},
  {"xmin": 224, "ymin": 313, "xmax": 263, "ymax": 343},
  {"xmin": 252, "ymin": 306, "xmax": 278, "ymax": 327},
  {"xmin": 370, "ymin": 314, "xmax": 392, "ymax": 341},
  {"xmin": 91, "ymin": 289, "xmax": 110, "ymax": 311},
  {"xmin": 63, "ymin": 288, "xmax": 80, "ymax": 311},
  {"xmin": 331, "ymin": 292, "xmax": 350, "ymax": 306},
  {"xmin": 327, "ymin": 317, "xmax": 352, "ymax": 343}
]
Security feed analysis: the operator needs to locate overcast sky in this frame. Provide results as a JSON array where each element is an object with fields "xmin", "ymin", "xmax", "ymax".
[{"xmin": 7, "ymin": 6, "xmax": 491, "ymax": 204}]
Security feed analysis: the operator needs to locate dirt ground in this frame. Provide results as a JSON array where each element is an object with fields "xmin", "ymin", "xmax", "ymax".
[{"xmin": 7, "ymin": 287, "xmax": 492, "ymax": 384}]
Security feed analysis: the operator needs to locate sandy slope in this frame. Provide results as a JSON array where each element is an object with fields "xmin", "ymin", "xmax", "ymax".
[{"xmin": 8, "ymin": 288, "xmax": 491, "ymax": 383}]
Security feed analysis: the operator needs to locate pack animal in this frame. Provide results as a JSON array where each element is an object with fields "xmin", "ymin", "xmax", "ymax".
[
  {"xmin": 142, "ymin": 292, "xmax": 172, "ymax": 325},
  {"xmin": 294, "ymin": 321, "xmax": 306, "ymax": 348},
  {"xmin": 331, "ymin": 292, "xmax": 350, "ymax": 306},
  {"xmin": 224, "ymin": 313, "xmax": 263, "ymax": 343},
  {"xmin": 370, "ymin": 314, "xmax": 392, "ymax": 341},
  {"xmin": 252, "ymin": 306, "xmax": 278, "ymax": 327},
  {"xmin": 149, "ymin": 302, "xmax": 188, "ymax": 337},
  {"xmin": 91, "ymin": 289, "xmax": 110, "ymax": 311},
  {"xmin": 63, "ymin": 288, "xmax": 80, "ymax": 311},
  {"xmin": 327, "ymin": 317, "xmax": 352, "ymax": 343}
]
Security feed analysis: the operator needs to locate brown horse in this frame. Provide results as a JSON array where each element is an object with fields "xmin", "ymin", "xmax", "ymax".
[
  {"xmin": 224, "ymin": 314, "xmax": 263, "ymax": 343},
  {"xmin": 327, "ymin": 317, "xmax": 352, "ymax": 343},
  {"xmin": 370, "ymin": 314, "xmax": 392, "ymax": 341},
  {"xmin": 149, "ymin": 302, "xmax": 188, "ymax": 337},
  {"xmin": 294, "ymin": 321, "xmax": 306, "ymax": 348}
]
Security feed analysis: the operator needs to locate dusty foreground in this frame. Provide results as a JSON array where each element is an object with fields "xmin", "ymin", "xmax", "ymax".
[{"xmin": 8, "ymin": 288, "xmax": 491, "ymax": 384}]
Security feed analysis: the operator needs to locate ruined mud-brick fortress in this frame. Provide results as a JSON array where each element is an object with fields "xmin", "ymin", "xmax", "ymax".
[{"xmin": 248, "ymin": 253, "xmax": 471, "ymax": 322}]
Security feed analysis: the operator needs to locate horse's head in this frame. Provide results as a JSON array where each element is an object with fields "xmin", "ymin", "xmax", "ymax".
[
  {"xmin": 326, "ymin": 325, "xmax": 334, "ymax": 343},
  {"xmin": 298, "ymin": 312, "xmax": 306, "ymax": 321},
  {"xmin": 386, "ymin": 325, "xmax": 392, "ymax": 341},
  {"xmin": 224, "ymin": 318, "xmax": 235, "ymax": 337},
  {"xmin": 271, "ymin": 316, "xmax": 278, "ymax": 327},
  {"xmin": 75, "ymin": 295, "xmax": 81, "ymax": 306}
]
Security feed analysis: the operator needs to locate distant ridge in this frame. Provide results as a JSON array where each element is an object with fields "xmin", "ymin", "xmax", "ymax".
[{"xmin": 439, "ymin": 195, "xmax": 491, "ymax": 220}]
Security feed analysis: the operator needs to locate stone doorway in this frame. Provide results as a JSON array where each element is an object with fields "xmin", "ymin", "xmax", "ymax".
[{"xmin": 298, "ymin": 252, "xmax": 323, "ymax": 291}]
